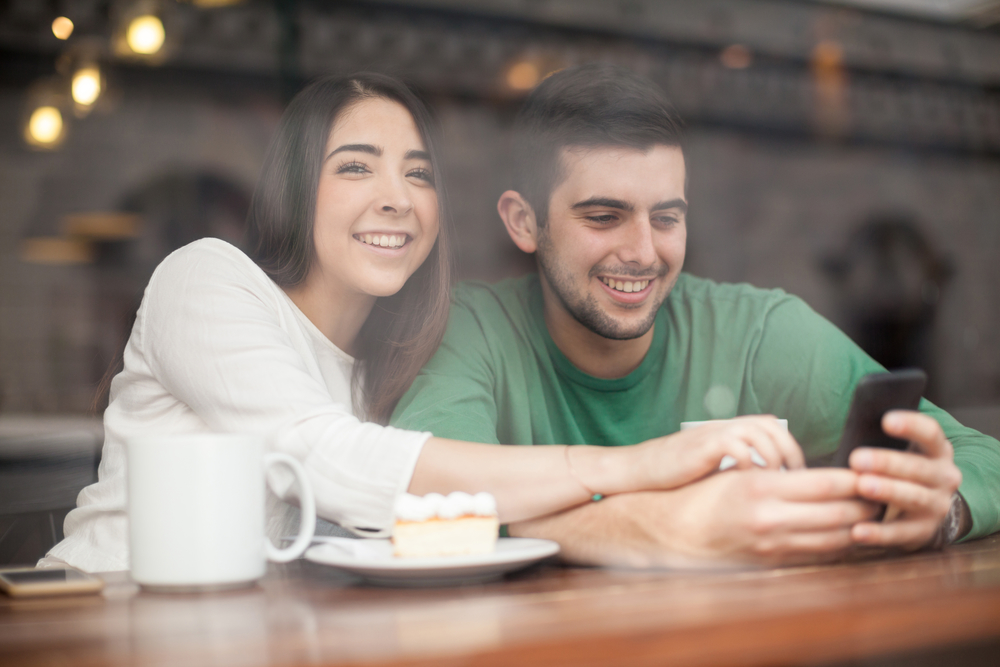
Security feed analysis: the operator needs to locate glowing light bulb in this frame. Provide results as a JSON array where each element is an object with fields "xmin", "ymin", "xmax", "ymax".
[
  {"xmin": 506, "ymin": 61, "xmax": 540, "ymax": 91},
  {"xmin": 72, "ymin": 66, "xmax": 102, "ymax": 107},
  {"xmin": 720, "ymin": 44, "xmax": 752, "ymax": 70},
  {"xmin": 52, "ymin": 16, "xmax": 74, "ymax": 40},
  {"xmin": 27, "ymin": 106, "xmax": 64, "ymax": 145},
  {"xmin": 126, "ymin": 15, "xmax": 165, "ymax": 55}
]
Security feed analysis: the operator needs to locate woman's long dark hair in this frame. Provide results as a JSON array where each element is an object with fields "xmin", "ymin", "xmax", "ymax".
[{"xmin": 246, "ymin": 73, "xmax": 452, "ymax": 424}]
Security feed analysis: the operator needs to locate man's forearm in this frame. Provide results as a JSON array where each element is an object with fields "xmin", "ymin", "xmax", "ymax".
[
  {"xmin": 507, "ymin": 492, "xmax": 689, "ymax": 568},
  {"xmin": 509, "ymin": 470, "xmax": 880, "ymax": 570}
]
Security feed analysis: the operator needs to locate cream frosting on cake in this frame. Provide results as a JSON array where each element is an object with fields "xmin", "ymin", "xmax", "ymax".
[{"xmin": 392, "ymin": 491, "xmax": 499, "ymax": 558}]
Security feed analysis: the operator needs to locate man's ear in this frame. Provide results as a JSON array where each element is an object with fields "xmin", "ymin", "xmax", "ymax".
[{"xmin": 497, "ymin": 190, "xmax": 539, "ymax": 254}]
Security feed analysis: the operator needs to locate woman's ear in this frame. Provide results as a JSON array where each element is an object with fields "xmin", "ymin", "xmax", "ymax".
[{"xmin": 497, "ymin": 190, "xmax": 539, "ymax": 254}]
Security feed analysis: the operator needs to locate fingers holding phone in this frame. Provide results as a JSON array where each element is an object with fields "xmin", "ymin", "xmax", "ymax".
[
  {"xmin": 829, "ymin": 370, "xmax": 964, "ymax": 550},
  {"xmin": 849, "ymin": 410, "xmax": 963, "ymax": 550}
]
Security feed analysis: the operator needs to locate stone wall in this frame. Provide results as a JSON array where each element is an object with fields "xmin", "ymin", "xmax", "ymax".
[{"xmin": 1, "ymin": 0, "xmax": 998, "ymax": 414}]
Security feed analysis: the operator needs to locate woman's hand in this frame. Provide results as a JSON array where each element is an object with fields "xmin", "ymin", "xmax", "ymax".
[{"xmin": 572, "ymin": 416, "xmax": 807, "ymax": 497}]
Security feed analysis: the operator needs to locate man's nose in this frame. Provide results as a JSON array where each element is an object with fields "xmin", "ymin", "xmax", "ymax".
[
  {"xmin": 616, "ymin": 217, "xmax": 658, "ymax": 267},
  {"xmin": 375, "ymin": 176, "xmax": 414, "ymax": 216}
]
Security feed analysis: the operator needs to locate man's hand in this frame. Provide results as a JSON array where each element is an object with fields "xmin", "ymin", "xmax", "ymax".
[
  {"xmin": 848, "ymin": 410, "xmax": 963, "ymax": 550},
  {"xmin": 510, "ymin": 467, "xmax": 880, "ymax": 568}
]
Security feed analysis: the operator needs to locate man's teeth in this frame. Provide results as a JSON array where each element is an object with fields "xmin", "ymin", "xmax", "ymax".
[
  {"xmin": 360, "ymin": 234, "xmax": 406, "ymax": 249},
  {"xmin": 599, "ymin": 277, "xmax": 650, "ymax": 293}
]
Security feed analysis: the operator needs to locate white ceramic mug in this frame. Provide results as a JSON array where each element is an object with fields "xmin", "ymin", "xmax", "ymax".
[{"xmin": 127, "ymin": 433, "xmax": 316, "ymax": 590}]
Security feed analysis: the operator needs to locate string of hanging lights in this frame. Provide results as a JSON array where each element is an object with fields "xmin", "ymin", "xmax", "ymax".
[
  {"xmin": 19, "ymin": 1, "xmax": 245, "ymax": 264},
  {"xmin": 23, "ymin": 0, "xmax": 244, "ymax": 150}
]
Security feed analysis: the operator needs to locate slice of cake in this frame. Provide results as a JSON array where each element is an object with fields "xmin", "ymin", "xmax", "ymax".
[{"xmin": 392, "ymin": 491, "xmax": 499, "ymax": 558}]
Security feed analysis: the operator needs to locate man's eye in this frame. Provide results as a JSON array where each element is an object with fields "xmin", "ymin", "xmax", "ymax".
[
  {"xmin": 654, "ymin": 216, "xmax": 679, "ymax": 227},
  {"xmin": 407, "ymin": 167, "xmax": 435, "ymax": 185},
  {"xmin": 336, "ymin": 161, "xmax": 370, "ymax": 175},
  {"xmin": 586, "ymin": 214, "xmax": 617, "ymax": 223}
]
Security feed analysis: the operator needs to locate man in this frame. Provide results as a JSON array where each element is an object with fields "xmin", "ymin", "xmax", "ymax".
[{"xmin": 392, "ymin": 64, "xmax": 1000, "ymax": 567}]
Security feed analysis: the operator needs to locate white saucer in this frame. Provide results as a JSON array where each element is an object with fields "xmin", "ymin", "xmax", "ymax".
[{"xmin": 303, "ymin": 536, "xmax": 559, "ymax": 586}]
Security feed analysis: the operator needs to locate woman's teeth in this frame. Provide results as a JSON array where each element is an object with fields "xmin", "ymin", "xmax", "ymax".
[
  {"xmin": 359, "ymin": 234, "xmax": 407, "ymax": 249},
  {"xmin": 600, "ymin": 277, "xmax": 650, "ymax": 293}
]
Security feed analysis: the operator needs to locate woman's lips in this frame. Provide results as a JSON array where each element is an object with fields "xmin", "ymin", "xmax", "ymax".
[{"xmin": 354, "ymin": 233, "xmax": 410, "ymax": 249}]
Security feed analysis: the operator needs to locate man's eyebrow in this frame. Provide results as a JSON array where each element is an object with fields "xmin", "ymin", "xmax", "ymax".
[
  {"xmin": 572, "ymin": 197, "xmax": 633, "ymax": 212},
  {"xmin": 651, "ymin": 199, "xmax": 688, "ymax": 213},
  {"xmin": 405, "ymin": 149, "xmax": 431, "ymax": 161},
  {"xmin": 325, "ymin": 143, "xmax": 382, "ymax": 162}
]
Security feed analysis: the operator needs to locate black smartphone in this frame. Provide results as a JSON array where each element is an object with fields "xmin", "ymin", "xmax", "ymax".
[{"xmin": 832, "ymin": 369, "xmax": 927, "ymax": 468}]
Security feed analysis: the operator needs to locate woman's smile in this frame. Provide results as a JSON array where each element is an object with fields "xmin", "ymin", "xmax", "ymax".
[{"xmin": 354, "ymin": 232, "xmax": 412, "ymax": 250}]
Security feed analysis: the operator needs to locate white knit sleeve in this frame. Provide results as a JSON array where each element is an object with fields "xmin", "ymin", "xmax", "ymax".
[{"xmin": 138, "ymin": 241, "xmax": 429, "ymax": 534}]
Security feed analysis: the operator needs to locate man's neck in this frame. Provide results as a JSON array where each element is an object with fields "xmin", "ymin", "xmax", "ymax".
[{"xmin": 539, "ymin": 279, "xmax": 656, "ymax": 380}]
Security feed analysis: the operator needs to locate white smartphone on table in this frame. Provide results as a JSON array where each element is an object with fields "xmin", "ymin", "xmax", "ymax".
[{"xmin": 0, "ymin": 567, "xmax": 104, "ymax": 598}]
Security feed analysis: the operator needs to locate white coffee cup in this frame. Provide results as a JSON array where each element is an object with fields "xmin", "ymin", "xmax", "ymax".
[{"xmin": 127, "ymin": 433, "xmax": 316, "ymax": 590}]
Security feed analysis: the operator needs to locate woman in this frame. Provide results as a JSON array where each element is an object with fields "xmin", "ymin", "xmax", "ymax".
[{"xmin": 44, "ymin": 74, "xmax": 802, "ymax": 573}]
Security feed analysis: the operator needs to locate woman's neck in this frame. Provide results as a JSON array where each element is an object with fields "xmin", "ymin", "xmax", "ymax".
[{"xmin": 282, "ymin": 273, "xmax": 376, "ymax": 356}]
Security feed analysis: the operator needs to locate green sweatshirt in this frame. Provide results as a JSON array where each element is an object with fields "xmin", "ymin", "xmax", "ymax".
[{"xmin": 392, "ymin": 273, "xmax": 1000, "ymax": 541}]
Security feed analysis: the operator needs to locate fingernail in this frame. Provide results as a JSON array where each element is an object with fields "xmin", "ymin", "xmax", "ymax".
[
  {"xmin": 855, "ymin": 525, "xmax": 871, "ymax": 540},
  {"xmin": 852, "ymin": 450, "xmax": 873, "ymax": 471},
  {"xmin": 860, "ymin": 477, "xmax": 880, "ymax": 495},
  {"xmin": 884, "ymin": 412, "xmax": 903, "ymax": 430}
]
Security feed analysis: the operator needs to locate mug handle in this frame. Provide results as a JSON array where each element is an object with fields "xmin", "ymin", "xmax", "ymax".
[{"xmin": 263, "ymin": 452, "xmax": 316, "ymax": 563}]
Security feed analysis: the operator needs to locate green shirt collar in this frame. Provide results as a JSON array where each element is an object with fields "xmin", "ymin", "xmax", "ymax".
[{"xmin": 529, "ymin": 275, "xmax": 667, "ymax": 392}]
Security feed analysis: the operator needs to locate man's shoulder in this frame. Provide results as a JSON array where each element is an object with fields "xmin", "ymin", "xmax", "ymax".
[
  {"xmin": 669, "ymin": 273, "xmax": 837, "ymax": 350},
  {"xmin": 450, "ymin": 274, "xmax": 540, "ymax": 322},
  {"xmin": 435, "ymin": 274, "xmax": 544, "ymax": 357},
  {"xmin": 672, "ymin": 272, "xmax": 810, "ymax": 316},
  {"xmin": 453, "ymin": 273, "xmax": 538, "ymax": 304},
  {"xmin": 671, "ymin": 272, "xmax": 793, "ymax": 307}
]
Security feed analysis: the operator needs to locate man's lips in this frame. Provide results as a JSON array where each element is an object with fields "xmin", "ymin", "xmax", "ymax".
[{"xmin": 597, "ymin": 276, "xmax": 655, "ymax": 303}]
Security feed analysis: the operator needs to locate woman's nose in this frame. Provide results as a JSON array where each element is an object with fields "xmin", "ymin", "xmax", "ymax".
[{"xmin": 376, "ymin": 177, "xmax": 413, "ymax": 216}]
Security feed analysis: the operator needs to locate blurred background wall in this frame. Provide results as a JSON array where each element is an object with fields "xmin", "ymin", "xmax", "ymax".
[{"xmin": 1, "ymin": 0, "xmax": 999, "ymax": 417}]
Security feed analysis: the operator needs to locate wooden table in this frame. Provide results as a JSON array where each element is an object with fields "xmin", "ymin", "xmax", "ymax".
[{"xmin": 3, "ymin": 536, "xmax": 1000, "ymax": 667}]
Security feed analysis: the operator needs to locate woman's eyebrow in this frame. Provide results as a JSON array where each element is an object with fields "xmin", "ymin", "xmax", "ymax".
[
  {"xmin": 325, "ymin": 143, "xmax": 382, "ymax": 162},
  {"xmin": 405, "ymin": 149, "xmax": 431, "ymax": 161}
]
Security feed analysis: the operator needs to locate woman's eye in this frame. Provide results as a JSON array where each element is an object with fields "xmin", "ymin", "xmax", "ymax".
[
  {"xmin": 336, "ymin": 161, "xmax": 370, "ymax": 175},
  {"xmin": 407, "ymin": 167, "xmax": 435, "ymax": 185}
]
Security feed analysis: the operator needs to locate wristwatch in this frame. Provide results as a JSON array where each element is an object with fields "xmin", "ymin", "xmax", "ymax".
[{"xmin": 927, "ymin": 492, "xmax": 968, "ymax": 550}]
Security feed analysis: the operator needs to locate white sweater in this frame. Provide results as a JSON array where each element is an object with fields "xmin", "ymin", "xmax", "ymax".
[{"xmin": 46, "ymin": 238, "xmax": 430, "ymax": 572}]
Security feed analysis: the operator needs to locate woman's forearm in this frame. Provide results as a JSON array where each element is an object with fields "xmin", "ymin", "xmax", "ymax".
[
  {"xmin": 407, "ymin": 418, "xmax": 808, "ymax": 524},
  {"xmin": 407, "ymin": 438, "xmax": 634, "ymax": 524}
]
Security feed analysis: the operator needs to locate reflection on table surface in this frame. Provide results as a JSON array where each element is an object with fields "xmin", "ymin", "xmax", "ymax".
[{"xmin": 3, "ymin": 534, "xmax": 1000, "ymax": 667}]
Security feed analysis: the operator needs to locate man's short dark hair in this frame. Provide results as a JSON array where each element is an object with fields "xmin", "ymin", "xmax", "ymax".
[{"xmin": 512, "ymin": 63, "xmax": 684, "ymax": 226}]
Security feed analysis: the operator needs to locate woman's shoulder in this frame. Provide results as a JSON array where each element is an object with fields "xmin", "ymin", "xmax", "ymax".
[
  {"xmin": 157, "ymin": 237, "xmax": 254, "ymax": 272},
  {"xmin": 151, "ymin": 238, "xmax": 272, "ymax": 290},
  {"xmin": 140, "ymin": 238, "xmax": 286, "ymax": 327}
]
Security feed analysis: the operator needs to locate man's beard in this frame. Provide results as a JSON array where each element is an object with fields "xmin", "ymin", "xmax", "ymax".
[{"xmin": 536, "ymin": 239, "xmax": 668, "ymax": 341}]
